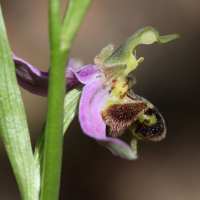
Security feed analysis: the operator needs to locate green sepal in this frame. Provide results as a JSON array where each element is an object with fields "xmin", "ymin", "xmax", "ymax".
[
  {"xmin": 94, "ymin": 44, "xmax": 115, "ymax": 65},
  {"xmin": 103, "ymin": 27, "xmax": 180, "ymax": 76},
  {"xmin": 100, "ymin": 63, "xmax": 127, "ymax": 83}
]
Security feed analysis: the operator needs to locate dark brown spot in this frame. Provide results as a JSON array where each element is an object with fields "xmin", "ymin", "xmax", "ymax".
[
  {"xmin": 120, "ymin": 91, "xmax": 127, "ymax": 99},
  {"xmin": 111, "ymin": 86, "xmax": 115, "ymax": 90},
  {"xmin": 122, "ymin": 82, "xmax": 128, "ymax": 88},
  {"xmin": 143, "ymin": 119, "xmax": 151, "ymax": 123},
  {"xmin": 102, "ymin": 102, "xmax": 147, "ymax": 137}
]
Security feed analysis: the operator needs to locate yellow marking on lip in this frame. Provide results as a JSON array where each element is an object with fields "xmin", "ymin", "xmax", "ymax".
[
  {"xmin": 138, "ymin": 114, "xmax": 157, "ymax": 126},
  {"xmin": 104, "ymin": 77, "xmax": 129, "ymax": 109}
]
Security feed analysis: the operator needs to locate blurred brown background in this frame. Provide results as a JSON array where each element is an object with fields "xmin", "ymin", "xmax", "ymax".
[{"xmin": 0, "ymin": 0, "xmax": 200, "ymax": 199}]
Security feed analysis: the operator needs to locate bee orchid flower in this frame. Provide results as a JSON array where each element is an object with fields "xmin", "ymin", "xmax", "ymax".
[
  {"xmin": 78, "ymin": 27, "xmax": 179, "ymax": 160},
  {"xmin": 13, "ymin": 27, "xmax": 180, "ymax": 160}
]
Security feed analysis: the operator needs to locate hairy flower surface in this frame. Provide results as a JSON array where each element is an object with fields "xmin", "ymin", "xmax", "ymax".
[{"xmin": 13, "ymin": 27, "xmax": 180, "ymax": 160}]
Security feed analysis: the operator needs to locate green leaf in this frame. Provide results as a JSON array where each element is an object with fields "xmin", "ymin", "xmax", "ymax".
[
  {"xmin": 63, "ymin": 86, "xmax": 82, "ymax": 132},
  {"xmin": 61, "ymin": 0, "xmax": 93, "ymax": 53},
  {"xmin": 34, "ymin": 87, "xmax": 82, "ymax": 195},
  {"xmin": 0, "ymin": 5, "xmax": 39, "ymax": 200}
]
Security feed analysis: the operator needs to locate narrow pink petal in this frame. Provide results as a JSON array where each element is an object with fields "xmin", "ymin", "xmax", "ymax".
[
  {"xmin": 68, "ymin": 64, "xmax": 100, "ymax": 84},
  {"xmin": 12, "ymin": 52, "xmax": 99, "ymax": 96},
  {"xmin": 13, "ymin": 52, "xmax": 49, "ymax": 96},
  {"xmin": 98, "ymin": 138, "xmax": 137, "ymax": 160}
]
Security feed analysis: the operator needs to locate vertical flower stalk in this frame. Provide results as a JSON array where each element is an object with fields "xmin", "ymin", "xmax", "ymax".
[
  {"xmin": 40, "ymin": 1, "xmax": 63, "ymax": 200},
  {"xmin": 41, "ymin": 1, "xmax": 92, "ymax": 200}
]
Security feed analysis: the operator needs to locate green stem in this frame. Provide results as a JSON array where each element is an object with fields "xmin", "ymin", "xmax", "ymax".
[
  {"xmin": 40, "ymin": 1, "xmax": 64, "ymax": 200},
  {"xmin": 41, "ymin": 0, "xmax": 92, "ymax": 199},
  {"xmin": 34, "ymin": 87, "xmax": 82, "ymax": 186},
  {"xmin": 0, "ymin": 5, "xmax": 39, "ymax": 200}
]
